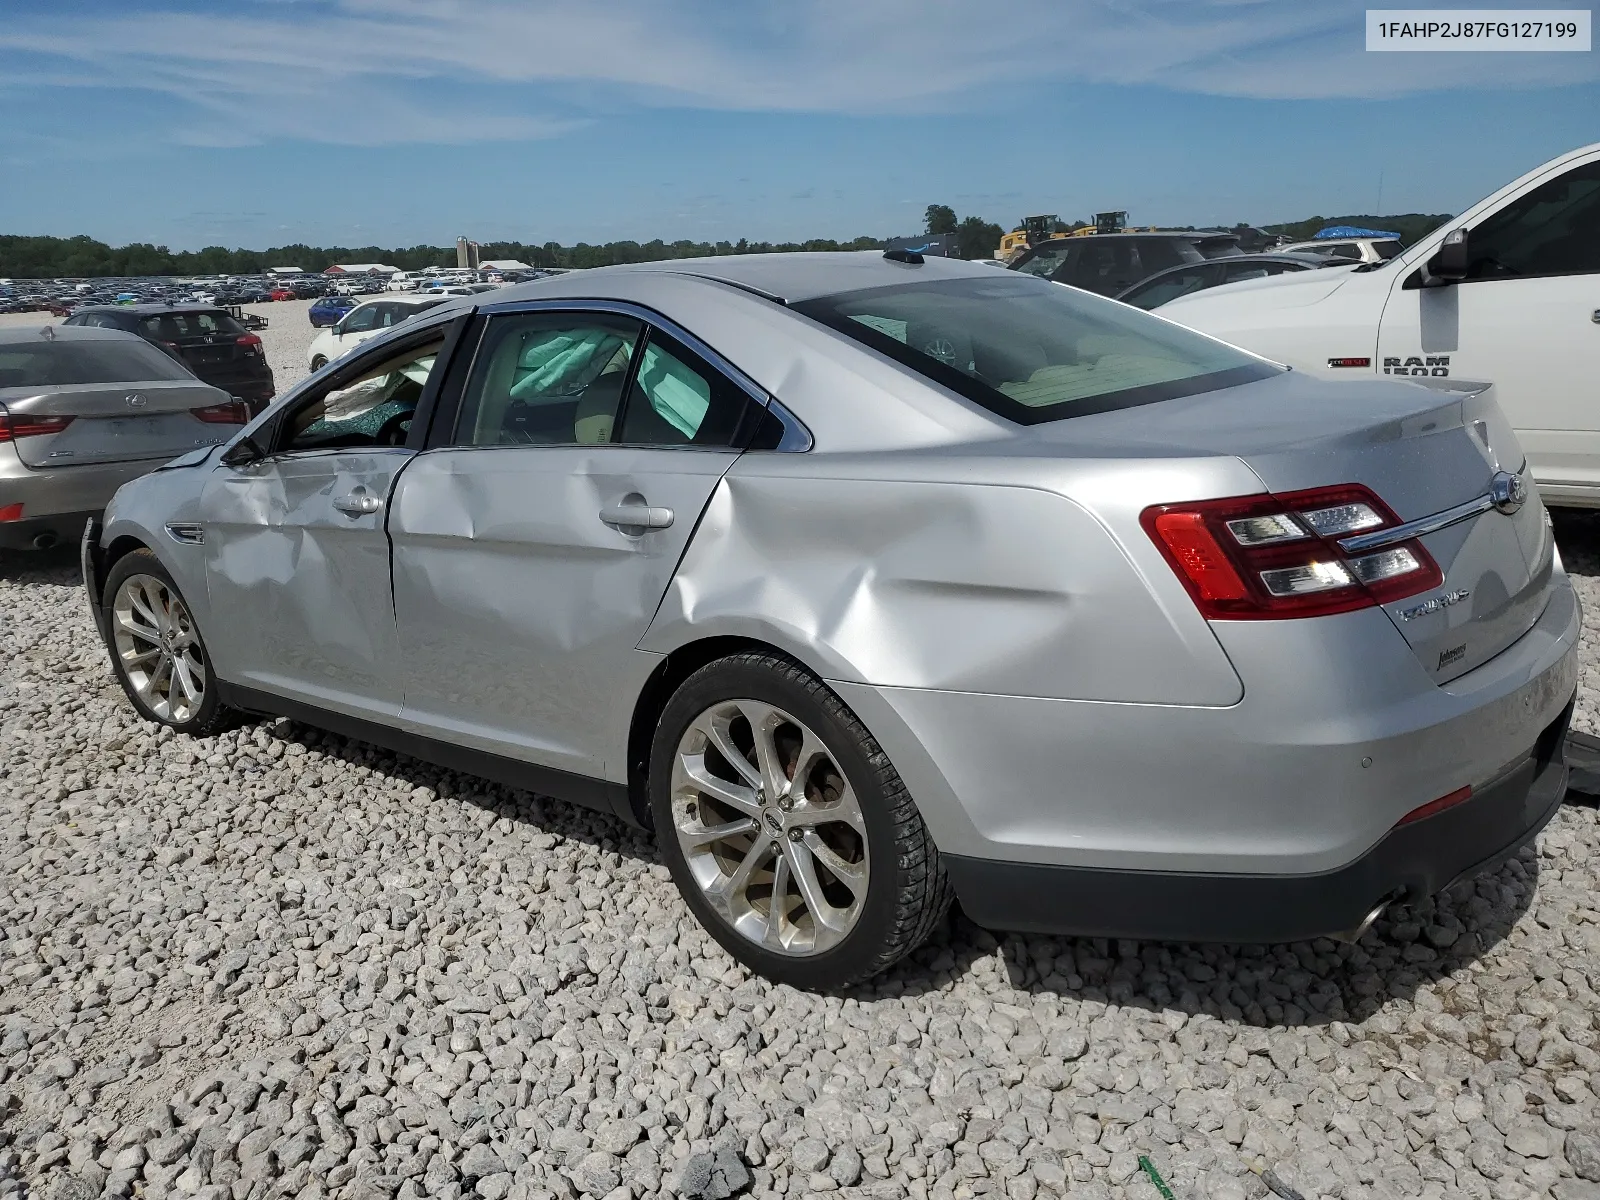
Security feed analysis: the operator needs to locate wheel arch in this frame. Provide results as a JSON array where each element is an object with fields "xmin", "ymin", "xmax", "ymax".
[{"xmin": 623, "ymin": 634, "xmax": 828, "ymax": 829}]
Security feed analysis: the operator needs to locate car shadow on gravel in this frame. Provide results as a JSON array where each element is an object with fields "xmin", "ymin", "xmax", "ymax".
[
  {"xmin": 272, "ymin": 712, "xmax": 1542, "ymax": 1032},
  {"xmin": 0, "ymin": 545, "xmax": 81, "ymax": 582}
]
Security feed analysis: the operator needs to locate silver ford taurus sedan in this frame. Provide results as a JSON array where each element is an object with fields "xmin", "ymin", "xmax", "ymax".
[{"xmin": 84, "ymin": 252, "xmax": 1578, "ymax": 989}]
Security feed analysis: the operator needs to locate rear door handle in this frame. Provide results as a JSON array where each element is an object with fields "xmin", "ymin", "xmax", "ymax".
[
  {"xmin": 333, "ymin": 491, "xmax": 383, "ymax": 516},
  {"xmin": 600, "ymin": 504, "xmax": 674, "ymax": 531}
]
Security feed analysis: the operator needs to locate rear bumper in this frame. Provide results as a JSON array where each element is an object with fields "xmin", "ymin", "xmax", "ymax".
[
  {"xmin": 946, "ymin": 698, "xmax": 1572, "ymax": 942},
  {"xmin": 0, "ymin": 509, "xmax": 94, "ymax": 551},
  {"xmin": 0, "ymin": 448, "xmax": 166, "ymax": 544}
]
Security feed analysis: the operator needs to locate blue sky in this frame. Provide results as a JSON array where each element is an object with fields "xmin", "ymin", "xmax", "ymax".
[{"xmin": 0, "ymin": 0, "xmax": 1595, "ymax": 250}]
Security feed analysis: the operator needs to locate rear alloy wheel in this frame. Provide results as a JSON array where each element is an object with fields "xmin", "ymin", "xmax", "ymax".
[
  {"xmin": 651, "ymin": 652, "xmax": 951, "ymax": 988},
  {"xmin": 103, "ymin": 549, "xmax": 241, "ymax": 736}
]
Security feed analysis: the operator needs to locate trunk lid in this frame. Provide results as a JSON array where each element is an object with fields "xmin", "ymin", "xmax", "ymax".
[
  {"xmin": 1038, "ymin": 372, "xmax": 1549, "ymax": 684},
  {"xmin": 1, "ymin": 380, "xmax": 239, "ymax": 468}
]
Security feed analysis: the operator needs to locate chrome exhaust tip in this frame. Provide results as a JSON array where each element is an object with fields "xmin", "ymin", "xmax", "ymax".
[
  {"xmin": 32, "ymin": 532, "xmax": 58, "ymax": 550},
  {"xmin": 1337, "ymin": 900, "xmax": 1392, "ymax": 944}
]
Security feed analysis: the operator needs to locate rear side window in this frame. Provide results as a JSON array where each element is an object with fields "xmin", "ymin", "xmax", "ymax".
[
  {"xmin": 616, "ymin": 330, "xmax": 750, "ymax": 447},
  {"xmin": 794, "ymin": 275, "xmax": 1279, "ymax": 424},
  {"xmin": 0, "ymin": 338, "xmax": 193, "ymax": 387}
]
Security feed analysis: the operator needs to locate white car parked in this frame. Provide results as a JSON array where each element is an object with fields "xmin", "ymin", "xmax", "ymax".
[
  {"xmin": 1274, "ymin": 238, "xmax": 1401, "ymax": 264},
  {"xmin": 1162, "ymin": 142, "xmax": 1600, "ymax": 506},
  {"xmin": 305, "ymin": 296, "xmax": 446, "ymax": 371}
]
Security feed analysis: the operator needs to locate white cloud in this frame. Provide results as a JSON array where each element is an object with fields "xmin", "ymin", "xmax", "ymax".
[{"xmin": 0, "ymin": 0, "xmax": 1592, "ymax": 146}]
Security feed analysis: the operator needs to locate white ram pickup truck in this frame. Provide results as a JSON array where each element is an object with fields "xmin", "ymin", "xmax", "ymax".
[{"xmin": 1161, "ymin": 143, "xmax": 1600, "ymax": 506}]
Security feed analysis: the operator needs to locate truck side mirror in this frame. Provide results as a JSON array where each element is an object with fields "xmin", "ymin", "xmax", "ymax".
[{"xmin": 1422, "ymin": 227, "xmax": 1469, "ymax": 285}]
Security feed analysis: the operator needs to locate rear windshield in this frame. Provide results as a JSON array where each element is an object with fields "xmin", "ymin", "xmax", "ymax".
[
  {"xmin": 139, "ymin": 310, "xmax": 246, "ymax": 340},
  {"xmin": 0, "ymin": 338, "xmax": 193, "ymax": 388},
  {"xmin": 792, "ymin": 275, "xmax": 1280, "ymax": 424}
]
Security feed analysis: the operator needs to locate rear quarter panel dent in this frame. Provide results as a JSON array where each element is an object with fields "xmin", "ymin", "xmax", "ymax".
[{"xmin": 642, "ymin": 471, "xmax": 1245, "ymax": 705}]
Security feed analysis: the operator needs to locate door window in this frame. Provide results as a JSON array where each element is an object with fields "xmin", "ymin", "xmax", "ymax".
[
  {"xmin": 281, "ymin": 335, "xmax": 446, "ymax": 453},
  {"xmin": 340, "ymin": 304, "xmax": 384, "ymax": 334},
  {"xmin": 453, "ymin": 312, "xmax": 643, "ymax": 446},
  {"xmin": 616, "ymin": 330, "xmax": 751, "ymax": 446},
  {"xmin": 1065, "ymin": 242, "xmax": 1143, "ymax": 292},
  {"xmin": 1013, "ymin": 244, "xmax": 1073, "ymax": 279},
  {"xmin": 1466, "ymin": 160, "xmax": 1600, "ymax": 280},
  {"xmin": 1121, "ymin": 266, "xmax": 1217, "ymax": 309}
]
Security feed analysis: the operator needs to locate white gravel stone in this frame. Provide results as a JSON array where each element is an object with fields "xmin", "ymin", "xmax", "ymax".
[{"xmin": 5, "ymin": 500, "xmax": 1600, "ymax": 1200}]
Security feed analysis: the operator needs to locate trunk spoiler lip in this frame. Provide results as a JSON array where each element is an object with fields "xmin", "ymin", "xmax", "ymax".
[{"xmin": 1338, "ymin": 460, "xmax": 1529, "ymax": 554}]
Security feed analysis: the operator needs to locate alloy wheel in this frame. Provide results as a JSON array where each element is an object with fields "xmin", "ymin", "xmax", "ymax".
[
  {"xmin": 671, "ymin": 699, "xmax": 869, "ymax": 956},
  {"xmin": 110, "ymin": 573, "xmax": 207, "ymax": 723}
]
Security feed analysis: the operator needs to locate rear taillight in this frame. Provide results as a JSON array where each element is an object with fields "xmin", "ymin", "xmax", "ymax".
[
  {"xmin": 1142, "ymin": 484, "xmax": 1443, "ymax": 620},
  {"xmin": 191, "ymin": 400, "xmax": 251, "ymax": 424},
  {"xmin": 0, "ymin": 412, "xmax": 74, "ymax": 442},
  {"xmin": 0, "ymin": 503, "xmax": 23, "ymax": 522},
  {"xmin": 236, "ymin": 333, "xmax": 263, "ymax": 356}
]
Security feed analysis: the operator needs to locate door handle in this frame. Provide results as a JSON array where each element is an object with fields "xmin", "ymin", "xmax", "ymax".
[
  {"xmin": 333, "ymin": 491, "xmax": 383, "ymax": 516},
  {"xmin": 599, "ymin": 504, "xmax": 674, "ymax": 531}
]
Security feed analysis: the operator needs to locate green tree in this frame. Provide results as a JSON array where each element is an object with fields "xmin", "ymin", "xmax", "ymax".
[
  {"xmin": 924, "ymin": 204, "xmax": 958, "ymax": 236},
  {"xmin": 956, "ymin": 216, "xmax": 1006, "ymax": 260}
]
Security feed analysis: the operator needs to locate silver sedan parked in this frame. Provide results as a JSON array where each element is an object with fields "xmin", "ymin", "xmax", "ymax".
[
  {"xmin": 85, "ymin": 253, "xmax": 1579, "ymax": 989},
  {"xmin": 1, "ymin": 325, "xmax": 244, "ymax": 551}
]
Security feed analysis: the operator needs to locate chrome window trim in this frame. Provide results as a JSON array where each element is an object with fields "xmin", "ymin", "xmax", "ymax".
[{"xmin": 474, "ymin": 297, "xmax": 812, "ymax": 452}]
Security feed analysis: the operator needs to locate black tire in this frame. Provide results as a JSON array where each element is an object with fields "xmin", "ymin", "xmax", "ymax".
[
  {"xmin": 310, "ymin": 355, "xmax": 328, "ymax": 371},
  {"xmin": 650, "ymin": 651, "xmax": 952, "ymax": 989},
  {"xmin": 101, "ymin": 548, "xmax": 244, "ymax": 737}
]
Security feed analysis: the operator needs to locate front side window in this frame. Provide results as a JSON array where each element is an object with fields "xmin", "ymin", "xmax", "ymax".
[
  {"xmin": 283, "ymin": 336, "xmax": 444, "ymax": 452},
  {"xmin": 340, "ymin": 304, "xmax": 384, "ymax": 333},
  {"xmin": 1467, "ymin": 160, "xmax": 1600, "ymax": 280},
  {"xmin": 454, "ymin": 312, "xmax": 643, "ymax": 446},
  {"xmin": 617, "ymin": 330, "xmax": 750, "ymax": 446},
  {"xmin": 794, "ymin": 275, "xmax": 1279, "ymax": 424},
  {"xmin": 1012, "ymin": 244, "xmax": 1072, "ymax": 279}
]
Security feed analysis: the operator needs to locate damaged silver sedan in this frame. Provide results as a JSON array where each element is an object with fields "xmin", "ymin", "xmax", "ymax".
[{"xmin": 85, "ymin": 253, "xmax": 1579, "ymax": 988}]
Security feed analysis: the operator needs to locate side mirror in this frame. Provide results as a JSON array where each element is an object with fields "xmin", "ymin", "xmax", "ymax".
[
  {"xmin": 1421, "ymin": 227, "xmax": 1469, "ymax": 285},
  {"xmin": 220, "ymin": 435, "xmax": 266, "ymax": 468}
]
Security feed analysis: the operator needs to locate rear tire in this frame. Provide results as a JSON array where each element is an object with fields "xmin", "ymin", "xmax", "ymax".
[
  {"xmin": 310, "ymin": 355, "xmax": 328, "ymax": 371},
  {"xmin": 102, "ymin": 548, "xmax": 243, "ymax": 737},
  {"xmin": 650, "ymin": 651, "xmax": 951, "ymax": 989}
]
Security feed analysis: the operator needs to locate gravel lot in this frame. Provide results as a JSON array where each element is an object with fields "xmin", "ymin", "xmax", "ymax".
[{"xmin": 5, "ymin": 322, "xmax": 1600, "ymax": 1199}]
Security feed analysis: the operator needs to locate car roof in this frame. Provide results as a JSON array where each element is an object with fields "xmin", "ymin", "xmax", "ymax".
[
  {"xmin": 483, "ymin": 251, "xmax": 1001, "ymax": 305},
  {"xmin": 0, "ymin": 323, "xmax": 147, "ymax": 345},
  {"xmin": 69, "ymin": 303, "xmax": 231, "ymax": 315}
]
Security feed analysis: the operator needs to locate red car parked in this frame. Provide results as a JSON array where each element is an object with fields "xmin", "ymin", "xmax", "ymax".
[{"xmin": 268, "ymin": 287, "xmax": 295, "ymax": 301}]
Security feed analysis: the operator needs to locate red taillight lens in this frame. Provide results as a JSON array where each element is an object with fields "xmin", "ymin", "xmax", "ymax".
[
  {"xmin": 236, "ymin": 334, "xmax": 262, "ymax": 347},
  {"xmin": 0, "ymin": 412, "xmax": 74, "ymax": 442},
  {"xmin": 1142, "ymin": 484, "xmax": 1443, "ymax": 620},
  {"xmin": 191, "ymin": 400, "xmax": 251, "ymax": 424},
  {"xmin": 0, "ymin": 503, "xmax": 23, "ymax": 522}
]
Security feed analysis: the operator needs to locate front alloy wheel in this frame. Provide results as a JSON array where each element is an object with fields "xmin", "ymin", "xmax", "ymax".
[
  {"xmin": 672, "ymin": 699, "xmax": 869, "ymax": 956},
  {"xmin": 111, "ymin": 573, "xmax": 207, "ymax": 722},
  {"xmin": 101, "ymin": 547, "xmax": 241, "ymax": 736}
]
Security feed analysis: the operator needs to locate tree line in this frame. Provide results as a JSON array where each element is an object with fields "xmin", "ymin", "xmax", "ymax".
[{"xmin": 0, "ymin": 208, "xmax": 1456, "ymax": 280}]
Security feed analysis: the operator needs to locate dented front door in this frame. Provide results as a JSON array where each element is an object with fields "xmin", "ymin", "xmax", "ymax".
[{"xmin": 199, "ymin": 448, "xmax": 412, "ymax": 720}]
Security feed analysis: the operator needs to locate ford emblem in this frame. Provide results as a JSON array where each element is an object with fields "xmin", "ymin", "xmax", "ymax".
[{"xmin": 1490, "ymin": 470, "xmax": 1526, "ymax": 516}]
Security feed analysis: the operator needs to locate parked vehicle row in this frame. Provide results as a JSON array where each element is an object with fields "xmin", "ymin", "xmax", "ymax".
[
  {"xmin": 63, "ymin": 304, "xmax": 276, "ymax": 414},
  {"xmin": 1161, "ymin": 141, "xmax": 1600, "ymax": 506},
  {"xmin": 306, "ymin": 296, "xmax": 446, "ymax": 371},
  {"xmin": 1, "ymin": 325, "xmax": 245, "ymax": 551},
  {"xmin": 82, "ymin": 252, "xmax": 1577, "ymax": 990}
]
